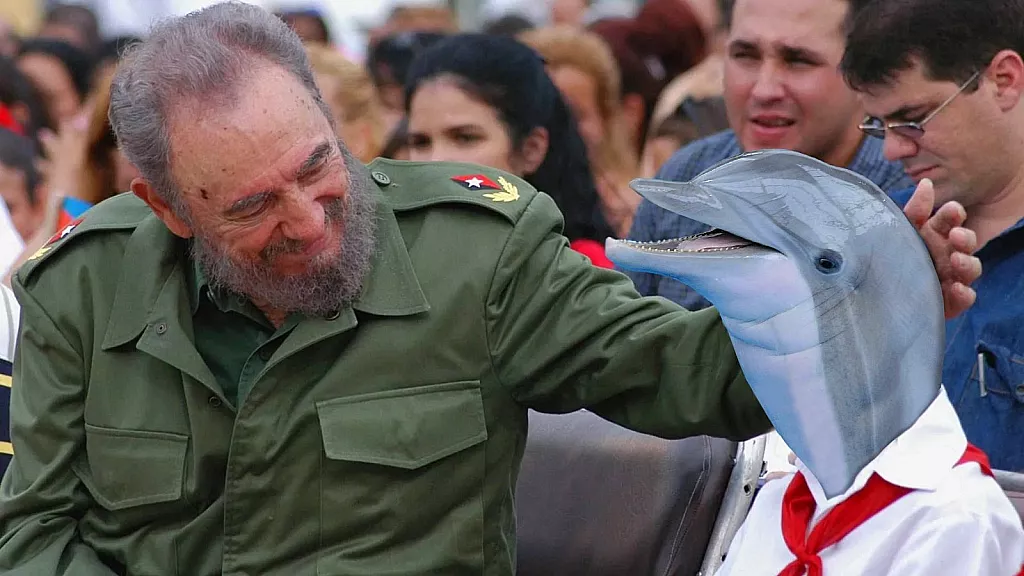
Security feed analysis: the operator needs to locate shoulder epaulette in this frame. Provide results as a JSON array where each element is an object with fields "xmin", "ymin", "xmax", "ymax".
[
  {"xmin": 15, "ymin": 193, "xmax": 152, "ymax": 282},
  {"xmin": 366, "ymin": 159, "xmax": 537, "ymax": 225}
]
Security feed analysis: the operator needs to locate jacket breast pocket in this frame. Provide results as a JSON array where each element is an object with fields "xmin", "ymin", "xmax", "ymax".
[
  {"xmin": 78, "ymin": 424, "xmax": 188, "ymax": 511},
  {"xmin": 962, "ymin": 339, "xmax": 1024, "ymax": 471},
  {"xmin": 314, "ymin": 380, "xmax": 489, "ymax": 574},
  {"xmin": 974, "ymin": 340, "xmax": 1024, "ymax": 404}
]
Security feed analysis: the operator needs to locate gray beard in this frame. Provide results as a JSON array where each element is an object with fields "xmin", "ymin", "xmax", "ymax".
[{"xmin": 189, "ymin": 145, "xmax": 380, "ymax": 318}]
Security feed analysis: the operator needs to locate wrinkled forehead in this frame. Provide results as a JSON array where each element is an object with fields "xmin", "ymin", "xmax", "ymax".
[
  {"xmin": 165, "ymin": 65, "xmax": 334, "ymax": 197},
  {"xmin": 729, "ymin": 0, "xmax": 849, "ymax": 52}
]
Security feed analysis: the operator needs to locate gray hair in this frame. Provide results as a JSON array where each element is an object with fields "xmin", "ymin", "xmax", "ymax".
[{"xmin": 108, "ymin": 1, "xmax": 334, "ymax": 214}]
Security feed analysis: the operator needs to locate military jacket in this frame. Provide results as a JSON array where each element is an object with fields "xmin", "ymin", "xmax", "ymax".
[{"xmin": 0, "ymin": 159, "xmax": 770, "ymax": 575}]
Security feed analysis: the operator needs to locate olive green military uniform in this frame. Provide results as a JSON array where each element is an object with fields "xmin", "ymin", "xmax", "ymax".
[{"xmin": 0, "ymin": 159, "xmax": 771, "ymax": 576}]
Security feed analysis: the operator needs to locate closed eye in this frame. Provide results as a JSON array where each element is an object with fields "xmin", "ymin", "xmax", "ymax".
[
  {"xmin": 296, "ymin": 142, "xmax": 333, "ymax": 182},
  {"xmin": 779, "ymin": 47, "xmax": 824, "ymax": 68},
  {"xmin": 225, "ymin": 190, "xmax": 273, "ymax": 219}
]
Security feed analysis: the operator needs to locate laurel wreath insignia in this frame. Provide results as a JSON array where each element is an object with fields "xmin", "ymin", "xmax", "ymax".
[{"xmin": 484, "ymin": 176, "xmax": 520, "ymax": 203}]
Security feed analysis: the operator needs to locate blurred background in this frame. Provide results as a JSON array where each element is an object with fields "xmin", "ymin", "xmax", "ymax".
[
  {"xmin": 1, "ymin": 0, "xmax": 682, "ymax": 61},
  {"xmin": 0, "ymin": 0, "xmax": 727, "ymax": 275}
]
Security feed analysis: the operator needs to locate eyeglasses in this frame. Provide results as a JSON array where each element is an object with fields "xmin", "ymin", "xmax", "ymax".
[{"xmin": 858, "ymin": 70, "xmax": 981, "ymax": 140}]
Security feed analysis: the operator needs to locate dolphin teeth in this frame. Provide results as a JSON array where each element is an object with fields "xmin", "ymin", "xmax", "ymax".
[
  {"xmin": 618, "ymin": 228, "xmax": 758, "ymax": 254},
  {"xmin": 624, "ymin": 244, "xmax": 749, "ymax": 254},
  {"xmin": 623, "ymin": 230, "xmax": 724, "ymax": 246}
]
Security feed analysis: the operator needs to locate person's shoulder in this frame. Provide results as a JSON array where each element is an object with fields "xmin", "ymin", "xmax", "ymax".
[
  {"xmin": 902, "ymin": 458, "xmax": 1021, "ymax": 531},
  {"xmin": 887, "ymin": 185, "xmax": 916, "ymax": 209},
  {"xmin": 656, "ymin": 129, "xmax": 741, "ymax": 182},
  {"xmin": 367, "ymin": 158, "xmax": 541, "ymax": 227},
  {"xmin": 13, "ymin": 193, "xmax": 152, "ymax": 288}
]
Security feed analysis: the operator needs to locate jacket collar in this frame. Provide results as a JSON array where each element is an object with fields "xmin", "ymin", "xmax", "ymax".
[{"xmin": 101, "ymin": 190, "xmax": 429, "ymax": 350}]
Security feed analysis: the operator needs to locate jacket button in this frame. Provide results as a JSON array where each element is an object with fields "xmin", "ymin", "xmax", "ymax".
[
  {"xmin": 155, "ymin": 323, "xmax": 168, "ymax": 335},
  {"xmin": 325, "ymin": 310, "xmax": 341, "ymax": 321},
  {"xmin": 1015, "ymin": 384, "xmax": 1024, "ymax": 397},
  {"xmin": 208, "ymin": 396, "xmax": 222, "ymax": 408},
  {"xmin": 371, "ymin": 171, "xmax": 391, "ymax": 186}
]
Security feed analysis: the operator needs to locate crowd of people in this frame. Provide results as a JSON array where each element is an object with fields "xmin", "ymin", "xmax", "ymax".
[
  {"xmin": 0, "ymin": 0, "xmax": 730, "ymax": 280},
  {"xmin": 0, "ymin": 0, "xmax": 1019, "ymax": 573}
]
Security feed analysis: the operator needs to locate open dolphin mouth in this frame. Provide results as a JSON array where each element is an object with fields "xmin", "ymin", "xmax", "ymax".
[{"xmin": 618, "ymin": 228, "xmax": 779, "ymax": 256}]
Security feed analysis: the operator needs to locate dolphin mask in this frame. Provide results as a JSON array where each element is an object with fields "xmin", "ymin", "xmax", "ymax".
[{"xmin": 608, "ymin": 150, "xmax": 944, "ymax": 498}]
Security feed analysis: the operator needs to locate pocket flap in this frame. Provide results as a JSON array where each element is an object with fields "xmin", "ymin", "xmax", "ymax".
[
  {"xmin": 977, "ymin": 339, "xmax": 1024, "ymax": 402},
  {"xmin": 82, "ymin": 424, "xmax": 188, "ymax": 510},
  {"xmin": 315, "ymin": 380, "xmax": 488, "ymax": 470}
]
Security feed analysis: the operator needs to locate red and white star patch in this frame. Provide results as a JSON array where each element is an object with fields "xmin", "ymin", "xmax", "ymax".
[
  {"xmin": 46, "ymin": 216, "xmax": 84, "ymax": 245},
  {"xmin": 451, "ymin": 174, "xmax": 500, "ymax": 190}
]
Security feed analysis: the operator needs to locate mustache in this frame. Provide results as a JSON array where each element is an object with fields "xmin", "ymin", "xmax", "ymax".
[{"xmin": 259, "ymin": 196, "xmax": 347, "ymax": 261}]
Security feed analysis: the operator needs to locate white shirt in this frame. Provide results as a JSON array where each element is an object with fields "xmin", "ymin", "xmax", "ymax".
[
  {"xmin": 0, "ymin": 200, "xmax": 22, "ymax": 280},
  {"xmin": 717, "ymin": 386, "xmax": 1024, "ymax": 576},
  {"xmin": 0, "ymin": 284, "xmax": 18, "ymax": 363},
  {"xmin": 763, "ymin": 430, "xmax": 798, "ymax": 476}
]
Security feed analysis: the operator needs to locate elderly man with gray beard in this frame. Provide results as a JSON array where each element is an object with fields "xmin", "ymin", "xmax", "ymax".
[{"xmin": 0, "ymin": 3, "xmax": 983, "ymax": 575}]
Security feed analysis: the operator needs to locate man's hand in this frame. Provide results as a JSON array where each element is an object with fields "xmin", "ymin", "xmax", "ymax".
[{"xmin": 903, "ymin": 178, "xmax": 982, "ymax": 319}]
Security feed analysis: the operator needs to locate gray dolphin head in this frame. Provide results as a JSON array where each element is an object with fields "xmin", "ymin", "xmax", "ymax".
[{"xmin": 609, "ymin": 149, "xmax": 943, "ymax": 497}]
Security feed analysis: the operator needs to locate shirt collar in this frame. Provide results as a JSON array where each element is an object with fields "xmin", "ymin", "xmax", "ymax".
[
  {"xmin": 1003, "ymin": 217, "xmax": 1024, "ymax": 236},
  {"xmin": 888, "ymin": 186, "xmax": 1024, "ymax": 240},
  {"xmin": 796, "ymin": 386, "xmax": 967, "ymax": 515},
  {"xmin": 187, "ymin": 255, "xmax": 235, "ymax": 315}
]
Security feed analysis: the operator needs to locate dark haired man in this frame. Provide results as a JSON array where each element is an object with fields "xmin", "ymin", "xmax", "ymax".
[
  {"xmin": 842, "ymin": 0, "xmax": 1024, "ymax": 473},
  {"xmin": 625, "ymin": 0, "xmax": 918, "ymax": 311}
]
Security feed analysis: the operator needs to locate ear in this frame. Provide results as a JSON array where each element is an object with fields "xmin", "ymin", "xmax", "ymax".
[
  {"xmin": 987, "ymin": 49, "xmax": 1024, "ymax": 112},
  {"xmin": 518, "ymin": 127, "xmax": 550, "ymax": 176},
  {"xmin": 131, "ymin": 178, "xmax": 193, "ymax": 239}
]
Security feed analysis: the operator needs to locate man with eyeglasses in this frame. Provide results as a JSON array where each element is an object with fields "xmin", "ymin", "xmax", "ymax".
[
  {"xmin": 842, "ymin": 0, "xmax": 1024, "ymax": 473},
  {"xmin": 624, "ymin": 0, "xmax": 921, "ymax": 312},
  {"xmin": 622, "ymin": 0, "xmax": 983, "ymax": 481}
]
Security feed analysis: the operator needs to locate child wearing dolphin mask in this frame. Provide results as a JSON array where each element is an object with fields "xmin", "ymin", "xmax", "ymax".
[{"xmin": 607, "ymin": 150, "xmax": 1024, "ymax": 575}]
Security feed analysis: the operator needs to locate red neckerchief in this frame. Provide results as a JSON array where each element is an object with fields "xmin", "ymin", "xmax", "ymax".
[{"xmin": 778, "ymin": 444, "xmax": 997, "ymax": 576}]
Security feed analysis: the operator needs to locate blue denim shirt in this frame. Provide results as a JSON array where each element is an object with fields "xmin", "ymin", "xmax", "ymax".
[
  {"xmin": 623, "ymin": 130, "xmax": 915, "ymax": 310},
  {"xmin": 890, "ymin": 187, "xmax": 1024, "ymax": 472}
]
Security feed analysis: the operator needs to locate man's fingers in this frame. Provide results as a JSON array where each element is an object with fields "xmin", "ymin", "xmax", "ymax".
[
  {"xmin": 929, "ymin": 201, "xmax": 968, "ymax": 238},
  {"xmin": 949, "ymin": 226, "xmax": 978, "ymax": 254},
  {"xmin": 943, "ymin": 282, "xmax": 977, "ymax": 320},
  {"xmin": 952, "ymin": 252, "xmax": 983, "ymax": 285},
  {"xmin": 903, "ymin": 178, "xmax": 935, "ymax": 229}
]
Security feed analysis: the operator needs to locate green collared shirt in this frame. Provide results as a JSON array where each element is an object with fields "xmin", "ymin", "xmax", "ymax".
[{"xmin": 186, "ymin": 259, "xmax": 297, "ymax": 409}]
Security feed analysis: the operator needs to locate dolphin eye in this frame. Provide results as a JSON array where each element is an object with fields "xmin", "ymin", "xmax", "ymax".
[{"xmin": 815, "ymin": 250, "xmax": 843, "ymax": 274}]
